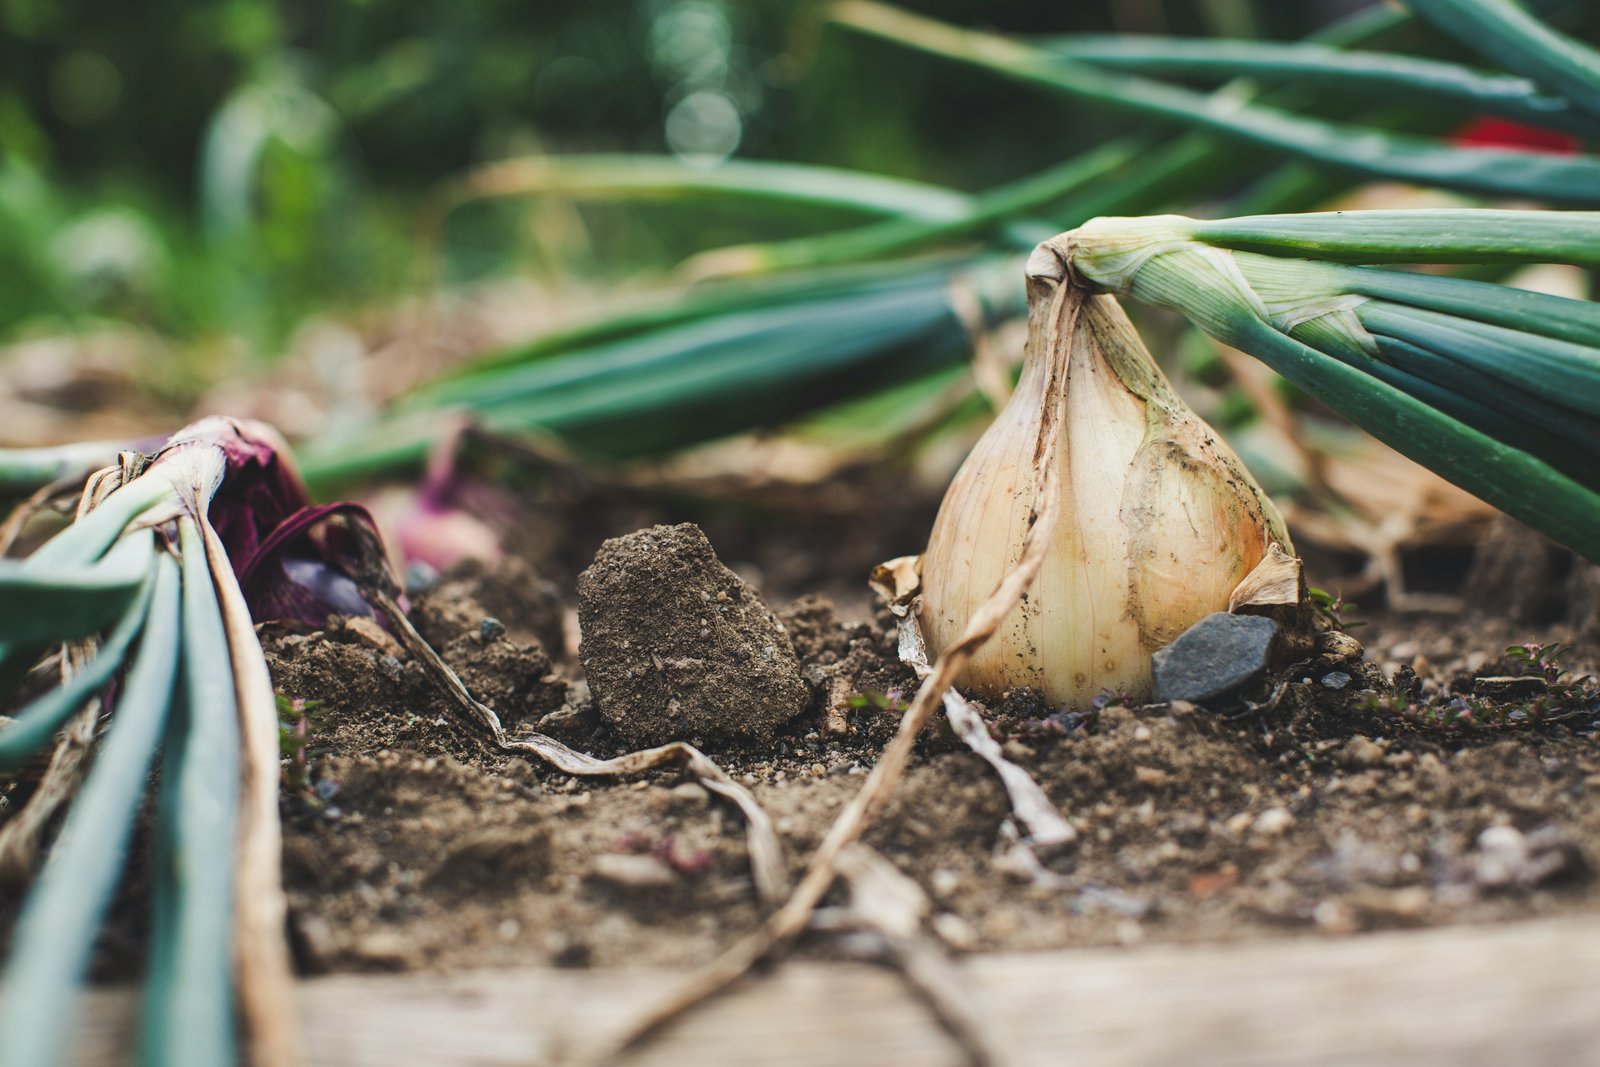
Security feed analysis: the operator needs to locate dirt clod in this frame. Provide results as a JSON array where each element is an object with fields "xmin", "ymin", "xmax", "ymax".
[{"xmin": 577, "ymin": 523, "xmax": 808, "ymax": 747}]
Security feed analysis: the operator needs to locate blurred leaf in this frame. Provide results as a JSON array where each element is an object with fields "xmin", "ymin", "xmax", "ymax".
[
  {"xmin": 830, "ymin": 1, "xmax": 1600, "ymax": 206},
  {"xmin": 1407, "ymin": 0, "xmax": 1600, "ymax": 118},
  {"xmin": 1037, "ymin": 34, "xmax": 1600, "ymax": 135}
]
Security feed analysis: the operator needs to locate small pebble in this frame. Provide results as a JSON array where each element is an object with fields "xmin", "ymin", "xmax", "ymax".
[
  {"xmin": 1134, "ymin": 765, "xmax": 1171, "ymax": 788},
  {"xmin": 932, "ymin": 913, "xmax": 979, "ymax": 951},
  {"xmin": 1318, "ymin": 632, "xmax": 1363, "ymax": 659},
  {"xmin": 479, "ymin": 617, "xmax": 507, "ymax": 643},
  {"xmin": 591, "ymin": 853, "xmax": 678, "ymax": 890},
  {"xmin": 1312, "ymin": 899, "xmax": 1359, "ymax": 935},
  {"xmin": 1253, "ymin": 808, "xmax": 1294, "ymax": 836},
  {"xmin": 1320, "ymin": 671, "xmax": 1352, "ymax": 691},
  {"xmin": 1152, "ymin": 613, "xmax": 1277, "ymax": 705}
]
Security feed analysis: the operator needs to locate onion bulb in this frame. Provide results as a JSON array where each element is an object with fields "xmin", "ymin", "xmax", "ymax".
[{"xmin": 919, "ymin": 236, "xmax": 1291, "ymax": 707}]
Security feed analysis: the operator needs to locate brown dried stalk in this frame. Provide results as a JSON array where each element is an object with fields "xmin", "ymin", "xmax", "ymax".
[
  {"xmin": 0, "ymin": 700, "xmax": 99, "ymax": 884},
  {"xmin": 829, "ymin": 845, "xmax": 1004, "ymax": 1067}
]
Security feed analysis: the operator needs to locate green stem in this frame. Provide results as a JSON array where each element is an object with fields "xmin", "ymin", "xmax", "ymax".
[
  {"xmin": 140, "ymin": 519, "xmax": 239, "ymax": 1067},
  {"xmin": 0, "ymin": 553, "xmax": 181, "ymax": 1067}
]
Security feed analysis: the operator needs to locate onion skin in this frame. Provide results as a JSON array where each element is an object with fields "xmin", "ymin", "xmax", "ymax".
[{"xmin": 919, "ymin": 242, "xmax": 1290, "ymax": 707}]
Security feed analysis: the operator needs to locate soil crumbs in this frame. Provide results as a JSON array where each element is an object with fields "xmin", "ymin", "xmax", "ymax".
[{"xmin": 260, "ymin": 542, "xmax": 1600, "ymax": 980}]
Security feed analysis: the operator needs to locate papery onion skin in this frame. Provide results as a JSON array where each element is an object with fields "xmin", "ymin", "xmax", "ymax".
[{"xmin": 919, "ymin": 245, "xmax": 1289, "ymax": 708}]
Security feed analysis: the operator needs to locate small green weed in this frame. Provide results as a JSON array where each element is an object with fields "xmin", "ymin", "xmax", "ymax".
[{"xmin": 276, "ymin": 694, "xmax": 336, "ymax": 805}]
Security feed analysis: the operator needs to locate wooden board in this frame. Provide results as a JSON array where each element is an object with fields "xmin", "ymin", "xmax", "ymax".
[{"xmin": 70, "ymin": 915, "xmax": 1600, "ymax": 1066}]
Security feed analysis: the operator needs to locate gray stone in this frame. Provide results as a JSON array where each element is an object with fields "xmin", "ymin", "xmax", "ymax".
[
  {"xmin": 1152, "ymin": 612, "xmax": 1278, "ymax": 706},
  {"xmin": 1320, "ymin": 671, "xmax": 1353, "ymax": 690}
]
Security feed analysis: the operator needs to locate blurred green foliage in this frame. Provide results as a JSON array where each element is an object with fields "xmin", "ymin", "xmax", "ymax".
[{"xmin": 0, "ymin": 0, "xmax": 1362, "ymax": 355}]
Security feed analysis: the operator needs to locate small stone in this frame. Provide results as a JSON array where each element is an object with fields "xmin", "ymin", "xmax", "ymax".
[
  {"xmin": 1134, "ymin": 765, "xmax": 1171, "ymax": 788},
  {"xmin": 930, "ymin": 868, "xmax": 962, "ymax": 897},
  {"xmin": 1339, "ymin": 736, "xmax": 1385, "ymax": 769},
  {"xmin": 1318, "ymin": 631, "xmax": 1363, "ymax": 660},
  {"xmin": 1253, "ymin": 807, "xmax": 1294, "ymax": 836},
  {"xmin": 1471, "ymin": 675, "xmax": 1547, "ymax": 701},
  {"xmin": 1312, "ymin": 899, "xmax": 1360, "ymax": 935},
  {"xmin": 1152, "ymin": 613, "xmax": 1278, "ymax": 706},
  {"xmin": 591, "ymin": 852, "xmax": 678, "ymax": 890},
  {"xmin": 479, "ymin": 616, "xmax": 507, "ymax": 643},
  {"xmin": 932, "ymin": 913, "xmax": 979, "ymax": 951},
  {"xmin": 1350, "ymin": 886, "xmax": 1429, "ymax": 922},
  {"xmin": 404, "ymin": 560, "xmax": 440, "ymax": 594},
  {"xmin": 1224, "ymin": 811, "xmax": 1255, "ymax": 836},
  {"xmin": 1319, "ymin": 670, "xmax": 1352, "ymax": 691}
]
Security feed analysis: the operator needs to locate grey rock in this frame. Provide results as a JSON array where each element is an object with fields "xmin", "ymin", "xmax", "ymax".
[
  {"xmin": 1320, "ymin": 670, "xmax": 1352, "ymax": 690},
  {"xmin": 1152, "ymin": 612, "xmax": 1278, "ymax": 706}
]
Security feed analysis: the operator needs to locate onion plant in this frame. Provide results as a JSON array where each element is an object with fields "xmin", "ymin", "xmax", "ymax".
[{"xmin": 0, "ymin": 417, "xmax": 392, "ymax": 1067}]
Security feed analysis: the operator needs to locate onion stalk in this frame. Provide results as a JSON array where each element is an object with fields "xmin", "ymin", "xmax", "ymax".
[{"xmin": 0, "ymin": 416, "xmax": 403, "ymax": 1067}]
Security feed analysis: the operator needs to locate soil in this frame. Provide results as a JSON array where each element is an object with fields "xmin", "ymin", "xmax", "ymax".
[
  {"xmin": 3, "ymin": 478, "xmax": 1598, "ymax": 987},
  {"xmin": 255, "ymin": 485, "xmax": 1600, "ymax": 978}
]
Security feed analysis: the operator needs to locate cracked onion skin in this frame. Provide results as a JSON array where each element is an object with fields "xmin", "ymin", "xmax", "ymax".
[{"xmin": 918, "ymin": 239, "xmax": 1290, "ymax": 708}]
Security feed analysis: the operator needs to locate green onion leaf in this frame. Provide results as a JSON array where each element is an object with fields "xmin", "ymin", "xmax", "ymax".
[
  {"xmin": 0, "ymin": 563, "xmax": 156, "ymax": 771},
  {"xmin": 0, "ymin": 553, "xmax": 181, "ymax": 1067},
  {"xmin": 140, "ymin": 519, "xmax": 238, "ymax": 1067},
  {"xmin": 0, "ymin": 534, "xmax": 156, "ymax": 644}
]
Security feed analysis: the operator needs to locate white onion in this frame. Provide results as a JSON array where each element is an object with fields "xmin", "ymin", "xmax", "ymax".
[{"xmin": 919, "ymin": 237, "xmax": 1290, "ymax": 707}]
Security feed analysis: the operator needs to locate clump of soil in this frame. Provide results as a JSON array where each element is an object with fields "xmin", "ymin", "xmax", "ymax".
[{"xmin": 576, "ymin": 523, "xmax": 808, "ymax": 747}]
